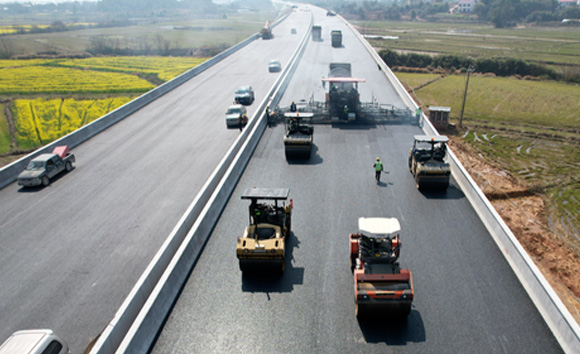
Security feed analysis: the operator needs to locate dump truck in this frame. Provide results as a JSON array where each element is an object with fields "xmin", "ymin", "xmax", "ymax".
[
  {"xmin": 236, "ymin": 188, "xmax": 292, "ymax": 273},
  {"xmin": 350, "ymin": 217, "xmax": 414, "ymax": 317},
  {"xmin": 312, "ymin": 25, "xmax": 322, "ymax": 41},
  {"xmin": 331, "ymin": 30, "xmax": 342, "ymax": 47},
  {"xmin": 260, "ymin": 21, "xmax": 273, "ymax": 39},
  {"xmin": 17, "ymin": 146, "xmax": 75, "ymax": 187},
  {"xmin": 408, "ymin": 135, "xmax": 451, "ymax": 190},
  {"xmin": 283, "ymin": 112, "xmax": 314, "ymax": 159}
]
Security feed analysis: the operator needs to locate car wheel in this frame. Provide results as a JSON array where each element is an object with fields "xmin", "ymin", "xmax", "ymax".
[
  {"xmin": 65, "ymin": 161, "xmax": 72, "ymax": 172},
  {"xmin": 42, "ymin": 176, "xmax": 50, "ymax": 186}
]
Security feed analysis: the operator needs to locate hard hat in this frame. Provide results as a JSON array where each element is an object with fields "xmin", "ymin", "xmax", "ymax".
[{"xmin": 376, "ymin": 157, "xmax": 380, "ymax": 161}]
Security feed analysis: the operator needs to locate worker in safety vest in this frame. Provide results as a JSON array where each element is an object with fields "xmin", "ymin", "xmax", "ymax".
[
  {"xmin": 415, "ymin": 107, "xmax": 421, "ymax": 125},
  {"xmin": 373, "ymin": 157, "xmax": 383, "ymax": 182}
]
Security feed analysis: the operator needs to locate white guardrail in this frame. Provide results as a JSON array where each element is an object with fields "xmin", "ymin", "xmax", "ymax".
[
  {"xmin": 90, "ymin": 10, "xmax": 312, "ymax": 354},
  {"xmin": 341, "ymin": 13, "xmax": 580, "ymax": 354}
]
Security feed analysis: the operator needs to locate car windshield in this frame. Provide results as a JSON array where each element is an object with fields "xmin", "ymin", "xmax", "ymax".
[
  {"xmin": 227, "ymin": 107, "xmax": 242, "ymax": 114},
  {"xmin": 26, "ymin": 160, "xmax": 45, "ymax": 170},
  {"xmin": 270, "ymin": 60, "xmax": 280, "ymax": 65},
  {"xmin": 236, "ymin": 87, "xmax": 250, "ymax": 94}
]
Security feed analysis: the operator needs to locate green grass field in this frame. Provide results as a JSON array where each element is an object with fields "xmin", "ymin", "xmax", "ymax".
[
  {"xmin": 3, "ymin": 13, "xmax": 274, "ymax": 56},
  {"xmin": 357, "ymin": 20, "xmax": 580, "ymax": 67},
  {"xmin": 406, "ymin": 74, "xmax": 580, "ymax": 129}
]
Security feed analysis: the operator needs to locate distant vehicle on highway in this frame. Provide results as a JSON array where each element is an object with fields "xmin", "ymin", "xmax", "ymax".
[
  {"xmin": 234, "ymin": 86, "xmax": 255, "ymax": 105},
  {"xmin": 268, "ymin": 60, "xmax": 282, "ymax": 73},
  {"xmin": 17, "ymin": 146, "xmax": 75, "ymax": 187},
  {"xmin": 291, "ymin": 28, "xmax": 297, "ymax": 34},
  {"xmin": 0, "ymin": 329, "xmax": 70, "ymax": 354},
  {"xmin": 225, "ymin": 104, "xmax": 247, "ymax": 128},
  {"xmin": 326, "ymin": 10, "xmax": 336, "ymax": 16}
]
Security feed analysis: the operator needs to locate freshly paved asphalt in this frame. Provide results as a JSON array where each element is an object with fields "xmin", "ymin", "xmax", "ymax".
[
  {"xmin": 0, "ymin": 9, "xmax": 311, "ymax": 353},
  {"xmin": 152, "ymin": 6, "xmax": 562, "ymax": 354}
]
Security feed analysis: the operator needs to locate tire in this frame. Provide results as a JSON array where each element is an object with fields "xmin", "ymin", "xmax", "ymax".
[
  {"xmin": 41, "ymin": 176, "xmax": 50, "ymax": 186},
  {"xmin": 65, "ymin": 161, "xmax": 72, "ymax": 172}
]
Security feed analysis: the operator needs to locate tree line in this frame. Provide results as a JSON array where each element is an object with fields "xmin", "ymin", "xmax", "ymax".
[{"xmin": 378, "ymin": 49, "xmax": 570, "ymax": 81}]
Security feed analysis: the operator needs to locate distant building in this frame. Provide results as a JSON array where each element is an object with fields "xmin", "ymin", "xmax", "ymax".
[
  {"xmin": 558, "ymin": 0, "xmax": 578, "ymax": 7},
  {"xmin": 457, "ymin": 0, "xmax": 479, "ymax": 13}
]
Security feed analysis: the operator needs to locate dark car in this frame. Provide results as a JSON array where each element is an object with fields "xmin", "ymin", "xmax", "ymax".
[{"xmin": 234, "ymin": 86, "xmax": 255, "ymax": 106}]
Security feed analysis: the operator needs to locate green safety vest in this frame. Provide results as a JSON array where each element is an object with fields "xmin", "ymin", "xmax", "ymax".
[{"xmin": 375, "ymin": 161, "xmax": 382, "ymax": 171}]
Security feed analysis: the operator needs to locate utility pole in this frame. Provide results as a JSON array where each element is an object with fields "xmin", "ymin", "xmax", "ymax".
[{"xmin": 459, "ymin": 65, "xmax": 474, "ymax": 128}]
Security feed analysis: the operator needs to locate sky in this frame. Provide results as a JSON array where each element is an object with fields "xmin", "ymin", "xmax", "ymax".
[{"xmin": 1, "ymin": 0, "xmax": 98, "ymax": 2}]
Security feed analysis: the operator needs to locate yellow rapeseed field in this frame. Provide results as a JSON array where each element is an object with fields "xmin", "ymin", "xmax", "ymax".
[
  {"xmin": 0, "ymin": 66, "xmax": 155, "ymax": 94},
  {"xmin": 1, "ymin": 56, "xmax": 207, "ymax": 151},
  {"xmin": 13, "ymin": 97, "xmax": 133, "ymax": 149},
  {"xmin": 54, "ymin": 56, "xmax": 208, "ymax": 81}
]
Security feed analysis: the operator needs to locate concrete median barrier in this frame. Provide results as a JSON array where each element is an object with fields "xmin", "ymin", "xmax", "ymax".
[{"xmin": 90, "ymin": 11, "xmax": 312, "ymax": 354}]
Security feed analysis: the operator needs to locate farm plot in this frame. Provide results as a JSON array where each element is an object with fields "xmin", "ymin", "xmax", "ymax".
[
  {"xmin": 414, "ymin": 74, "xmax": 580, "ymax": 129},
  {"xmin": 51, "ymin": 56, "xmax": 208, "ymax": 82},
  {"xmin": 0, "ymin": 66, "xmax": 155, "ymax": 94},
  {"xmin": 13, "ymin": 97, "xmax": 133, "ymax": 150}
]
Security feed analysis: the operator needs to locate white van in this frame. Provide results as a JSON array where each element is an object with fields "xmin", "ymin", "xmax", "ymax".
[{"xmin": 0, "ymin": 329, "xmax": 69, "ymax": 354}]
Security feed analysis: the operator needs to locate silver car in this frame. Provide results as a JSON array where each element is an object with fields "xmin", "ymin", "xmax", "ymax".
[
  {"xmin": 268, "ymin": 60, "xmax": 282, "ymax": 73},
  {"xmin": 225, "ymin": 104, "xmax": 247, "ymax": 128}
]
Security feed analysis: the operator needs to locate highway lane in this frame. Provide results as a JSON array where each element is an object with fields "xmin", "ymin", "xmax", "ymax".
[
  {"xmin": 0, "ymin": 8, "xmax": 311, "ymax": 352},
  {"xmin": 152, "ymin": 6, "xmax": 562, "ymax": 353}
]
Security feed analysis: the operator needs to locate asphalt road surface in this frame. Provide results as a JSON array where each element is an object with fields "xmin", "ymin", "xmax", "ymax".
[
  {"xmin": 0, "ymin": 9, "xmax": 312, "ymax": 353},
  {"xmin": 152, "ymin": 6, "xmax": 562, "ymax": 354}
]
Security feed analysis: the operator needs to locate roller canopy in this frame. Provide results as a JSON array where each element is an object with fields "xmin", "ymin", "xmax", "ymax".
[
  {"xmin": 413, "ymin": 135, "xmax": 449, "ymax": 143},
  {"xmin": 322, "ymin": 77, "xmax": 366, "ymax": 83},
  {"xmin": 358, "ymin": 217, "xmax": 401, "ymax": 238},
  {"xmin": 242, "ymin": 188, "xmax": 290, "ymax": 200}
]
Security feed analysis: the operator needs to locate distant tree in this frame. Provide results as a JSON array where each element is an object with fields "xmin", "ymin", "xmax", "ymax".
[{"xmin": 487, "ymin": 0, "xmax": 517, "ymax": 27}]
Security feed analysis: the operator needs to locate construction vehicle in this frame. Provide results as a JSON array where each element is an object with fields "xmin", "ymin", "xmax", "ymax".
[
  {"xmin": 349, "ymin": 217, "xmax": 414, "ymax": 317},
  {"xmin": 283, "ymin": 112, "xmax": 314, "ymax": 159},
  {"xmin": 260, "ymin": 21, "xmax": 273, "ymax": 39},
  {"xmin": 331, "ymin": 30, "xmax": 342, "ymax": 47},
  {"xmin": 273, "ymin": 62, "xmax": 415, "ymax": 124},
  {"xmin": 408, "ymin": 135, "xmax": 451, "ymax": 190},
  {"xmin": 324, "ymin": 63, "xmax": 363, "ymax": 121},
  {"xmin": 236, "ymin": 188, "xmax": 292, "ymax": 273},
  {"xmin": 312, "ymin": 25, "xmax": 322, "ymax": 41}
]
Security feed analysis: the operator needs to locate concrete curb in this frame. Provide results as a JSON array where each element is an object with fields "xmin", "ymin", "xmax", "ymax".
[
  {"xmin": 344, "ymin": 14, "xmax": 580, "ymax": 353},
  {"xmin": 90, "ymin": 10, "xmax": 312, "ymax": 354}
]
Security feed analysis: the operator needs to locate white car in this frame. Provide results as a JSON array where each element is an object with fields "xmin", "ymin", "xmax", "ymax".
[
  {"xmin": 225, "ymin": 104, "xmax": 247, "ymax": 128},
  {"xmin": 0, "ymin": 329, "xmax": 69, "ymax": 354},
  {"xmin": 268, "ymin": 60, "xmax": 282, "ymax": 73}
]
